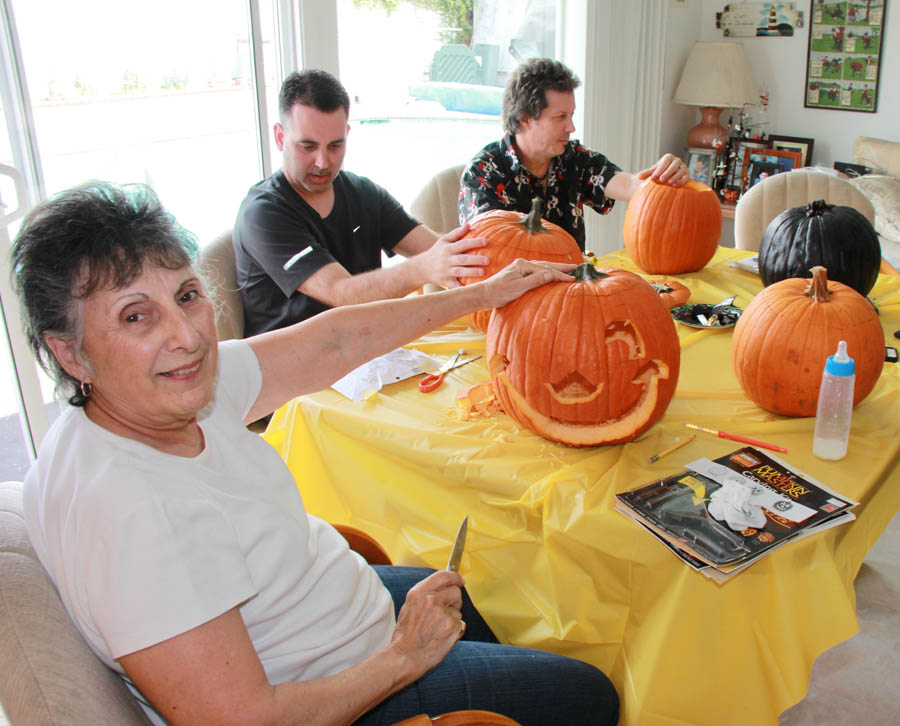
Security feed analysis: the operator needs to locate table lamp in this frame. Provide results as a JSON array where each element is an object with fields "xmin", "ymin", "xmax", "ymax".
[{"xmin": 673, "ymin": 41, "xmax": 758, "ymax": 149}]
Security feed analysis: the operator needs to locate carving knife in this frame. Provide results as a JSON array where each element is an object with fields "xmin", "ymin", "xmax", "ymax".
[{"xmin": 446, "ymin": 515, "xmax": 468, "ymax": 573}]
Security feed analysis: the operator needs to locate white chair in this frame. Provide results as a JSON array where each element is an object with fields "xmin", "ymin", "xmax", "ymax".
[
  {"xmin": 197, "ymin": 230, "xmax": 244, "ymax": 341},
  {"xmin": 410, "ymin": 164, "xmax": 467, "ymax": 235},
  {"xmin": 734, "ymin": 169, "xmax": 875, "ymax": 251}
]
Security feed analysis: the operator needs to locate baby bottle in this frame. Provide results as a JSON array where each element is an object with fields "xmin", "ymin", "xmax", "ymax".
[{"xmin": 812, "ymin": 340, "xmax": 855, "ymax": 461}]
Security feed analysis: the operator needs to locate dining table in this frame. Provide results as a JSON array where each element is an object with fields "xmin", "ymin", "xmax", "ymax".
[{"xmin": 263, "ymin": 246, "xmax": 900, "ymax": 726}]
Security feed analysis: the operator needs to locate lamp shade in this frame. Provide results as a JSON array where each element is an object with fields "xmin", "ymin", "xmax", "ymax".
[{"xmin": 673, "ymin": 41, "xmax": 757, "ymax": 108}]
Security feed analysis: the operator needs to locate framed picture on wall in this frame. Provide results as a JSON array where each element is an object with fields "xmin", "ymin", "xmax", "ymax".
[
  {"xmin": 804, "ymin": 0, "xmax": 885, "ymax": 113},
  {"xmin": 740, "ymin": 147, "xmax": 803, "ymax": 192},
  {"xmin": 768, "ymin": 134, "xmax": 815, "ymax": 167},
  {"xmin": 685, "ymin": 148, "xmax": 717, "ymax": 186}
]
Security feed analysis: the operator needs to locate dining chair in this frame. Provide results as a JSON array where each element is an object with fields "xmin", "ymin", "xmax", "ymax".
[
  {"xmin": 197, "ymin": 229, "xmax": 244, "ymax": 341},
  {"xmin": 734, "ymin": 168, "xmax": 875, "ymax": 252},
  {"xmin": 410, "ymin": 163, "xmax": 467, "ymax": 236}
]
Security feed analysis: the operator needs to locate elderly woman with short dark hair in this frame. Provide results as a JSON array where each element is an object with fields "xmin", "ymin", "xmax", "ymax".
[{"xmin": 12, "ymin": 182, "xmax": 619, "ymax": 726}]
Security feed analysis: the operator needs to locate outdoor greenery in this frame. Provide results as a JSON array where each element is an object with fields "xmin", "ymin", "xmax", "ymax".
[{"xmin": 353, "ymin": 0, "xmax": 473, "ymax": 45}]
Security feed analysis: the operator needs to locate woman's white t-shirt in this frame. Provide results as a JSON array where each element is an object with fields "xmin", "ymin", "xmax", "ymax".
[{"xmin": 24, "ymin": 339, "xmax": 394, "ymax": 723}]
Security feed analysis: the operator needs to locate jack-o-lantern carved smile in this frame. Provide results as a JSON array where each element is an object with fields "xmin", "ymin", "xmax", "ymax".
[{"xmin": 487, "ymin": 265, "xmax": 680, "ymax": 447}]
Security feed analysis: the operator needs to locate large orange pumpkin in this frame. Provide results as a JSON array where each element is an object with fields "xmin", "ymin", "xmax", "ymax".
[
  {"xmin": 623, "ymin": 178, "xmax": 721, "ymax": 274},
  {"xmin": 732, "ymin": 266, "xmax": 884, "ymax": 417},
  {"xmin": 458, "ymin": 198, "xmax": 583, "ymax": 331},
  {"xmin": 486, "ymin": 263, "xmax": 681, "ymax": 446}
]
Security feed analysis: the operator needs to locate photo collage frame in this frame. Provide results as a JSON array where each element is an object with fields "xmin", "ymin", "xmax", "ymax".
[{"xmin": 805, "ymin": 0, "xmax": 886, "ymax": 113}]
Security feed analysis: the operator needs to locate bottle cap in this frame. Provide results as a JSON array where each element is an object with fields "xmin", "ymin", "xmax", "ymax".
[{"xmin": 825, "ymin": 340, "xmax": 855, "ymax": 377}]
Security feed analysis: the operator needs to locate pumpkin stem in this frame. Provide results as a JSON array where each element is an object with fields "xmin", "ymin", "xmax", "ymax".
[
  {"xmin": 804, "ymin": 266, "xmax": 832, "ymax": 302},
  {"xmin": 572, "ymin": 262, "xmax": 610, "ymax": 282},
  {"xmin": 518, "ymin": 197, "xmax": 548, "ymax": 235},
  {"xmin": 806, "ymin": 199, "xmax": 833, "ymax": 217}
]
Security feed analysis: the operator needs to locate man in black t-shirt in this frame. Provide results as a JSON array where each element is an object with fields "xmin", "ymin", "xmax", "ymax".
[{"xmin": 234, "ymin": 70, "xmax": 490, "ymax": 336}]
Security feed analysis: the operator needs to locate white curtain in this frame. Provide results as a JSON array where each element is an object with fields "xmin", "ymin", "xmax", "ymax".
[{"xmin": 560, "ymin": 0, "xmax": 668, "ymax": 255}]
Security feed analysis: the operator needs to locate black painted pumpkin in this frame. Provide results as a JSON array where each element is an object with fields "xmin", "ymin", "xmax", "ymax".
[{"xmin": 758, "ymin": 200, "xmax": 881, "ymax": 296}]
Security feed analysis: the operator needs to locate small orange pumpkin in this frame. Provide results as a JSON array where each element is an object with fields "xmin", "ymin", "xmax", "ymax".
[
  {"xmin": 731, "ymin": 266, "xmax": 884, "ymax": 417},
  {"xmin": 486, "ymin": 263, "xmax": 681, "ymax": 446},
  {"xmin": 624, "ymin": 178, "xmax": 721, "ymax": 274},
  {"xmin": 458, "ymin": 198, "xmax": 583, "ymax": 331},
  {"xmin": 648, "ymin": 279, "xmax": 691, "ymax": 308}
]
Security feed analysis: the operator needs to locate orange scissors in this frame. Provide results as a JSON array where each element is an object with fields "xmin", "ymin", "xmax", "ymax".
[{"xmin": 418, "ymin": 349, "xmax": 481, "ymax": 393}]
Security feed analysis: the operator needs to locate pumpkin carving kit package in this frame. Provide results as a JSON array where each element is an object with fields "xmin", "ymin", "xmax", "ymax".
[{"xmin": 615, "ymin": 446, "xmax": 858, "ymax": 583}]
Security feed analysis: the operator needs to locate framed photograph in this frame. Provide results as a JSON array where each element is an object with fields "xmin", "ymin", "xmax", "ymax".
[
  {"xmin": 740, "ymin": 147, "xmax": 803, "ymax": 192},
  {"xmin": 729, "ymin": 139, "xmax": 767, "ymax": 188},
  {"xmin": 768, "ymin": 134, "xmax": 815, "ymax": 166},
  {"xmin": 804, "ymin": 0, "xmax": 885, "ymax": 113},
  {"xmin": 747, "ymin": 161, "xmax": 782, "ymax": 190},
  {"xmin": 685, "ymin": 147, "xmax": 716, "ymax": 186}
]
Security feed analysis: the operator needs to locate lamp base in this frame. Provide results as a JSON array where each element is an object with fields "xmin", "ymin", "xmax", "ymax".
[{"xmin": 687, "ymin": 107, "xmax": 727, "ymax": 149}]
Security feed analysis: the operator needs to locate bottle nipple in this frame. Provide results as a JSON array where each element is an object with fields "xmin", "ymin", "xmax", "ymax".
[
  {"xmin": 833, "ymin": 340, "xmax": 849, "ymax": 363},
  {"xmin": 825, "ymin": 340, "xmax": 855, "ymax": 377}
]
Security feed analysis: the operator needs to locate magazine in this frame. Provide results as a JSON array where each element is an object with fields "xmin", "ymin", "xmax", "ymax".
[{"xmin": 615, "ymin": 447, "xmax": 858, "ymax": 581}]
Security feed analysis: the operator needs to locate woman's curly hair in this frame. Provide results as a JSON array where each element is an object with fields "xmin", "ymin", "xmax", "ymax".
[{"xmin": 10, "ymin": 181, "xmax": 198, "ymax": 407}]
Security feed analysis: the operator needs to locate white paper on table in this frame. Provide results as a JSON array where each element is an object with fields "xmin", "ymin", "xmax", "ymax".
[
  {"xmin": 331, "ymin": 348, "xmax": 439, "ymax": 402},
  {"xmin": 728, "ymin": 254, "xmax": 759, "ymax": 274}
]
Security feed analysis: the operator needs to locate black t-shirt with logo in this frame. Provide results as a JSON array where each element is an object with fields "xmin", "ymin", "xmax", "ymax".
[{"xmin": 234, "ymin": 170, "xmax": 419, "ymax": 336}]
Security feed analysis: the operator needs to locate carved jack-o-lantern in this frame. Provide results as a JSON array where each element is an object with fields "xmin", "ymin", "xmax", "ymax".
[{"xmin": 486, "ymin": 264, "xmax": 681, "ymax": 446}]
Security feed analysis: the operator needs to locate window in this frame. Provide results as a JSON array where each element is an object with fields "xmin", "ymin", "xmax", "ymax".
[
  {"xmin": 336, "ymin": 0, "xmax": 557, "ymax": 209},
  {"xmin": 9, "ymin": 0, "xmax": 281, "ymax": 242},
  {"xmin": 1, "ymin": 0, "xmax": 286, "ymax": 462}
]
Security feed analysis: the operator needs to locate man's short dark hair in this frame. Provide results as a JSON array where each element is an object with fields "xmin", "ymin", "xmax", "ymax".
[
  {"xmin": 503, "ymin": 58, "xmax": 580, "ymax": 135},
  {"xmin": 278, "ymin": 69, "xmax": 350, "ymax": 119}
]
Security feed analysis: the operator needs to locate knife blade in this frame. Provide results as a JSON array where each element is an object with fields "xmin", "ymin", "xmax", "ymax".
[{"xmin": 446, "ymin": 515, "xmax": 468, "ymax": 573}]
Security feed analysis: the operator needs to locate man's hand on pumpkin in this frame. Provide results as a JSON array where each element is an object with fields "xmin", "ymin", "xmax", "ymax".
[
  {"xmin": 417, "ymin": 224, "xmax": 490, "ymax": 289},
  {"xmin": 476, "ymin": 258, "xmax": 577, "ymax": 309},
  {"xmin": 639, "ymin": 153, "xmax": 691, "ymax": 187}
]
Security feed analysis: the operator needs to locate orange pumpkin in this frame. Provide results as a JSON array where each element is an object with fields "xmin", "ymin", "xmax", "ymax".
[
  {"xmin": 486, "ymin": 263, "xmax": 681, "ymax": 446},
  {"xmin": 458, "ymin": 198, "xmax": 583, "ymax": 331},
  {"xmin": 623, "ymin": 178, "xmax": 721, "ymax": 274},
  {"xmin": 732, "ymin": 266, "xmax": 884, "ymax": 417},
  {"xmin": 648, "ymin": 279, "xmax": 691, "ymax": 308}
]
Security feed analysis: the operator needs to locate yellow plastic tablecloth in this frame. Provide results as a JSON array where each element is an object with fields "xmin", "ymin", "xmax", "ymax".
[{"xmin": 264, "ymin": 248, "xmax": 900, "ymax": 726}]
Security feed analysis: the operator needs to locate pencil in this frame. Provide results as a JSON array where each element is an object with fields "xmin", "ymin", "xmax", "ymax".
[
  {"xmin": 648, "ymin": 436, "xmax": 695, "ymax": 463},
  {"xmin": 684, "ymin": 423, "xmax": 789, "ymax": 454}
]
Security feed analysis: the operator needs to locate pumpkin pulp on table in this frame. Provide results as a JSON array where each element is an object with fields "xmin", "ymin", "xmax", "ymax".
[{"xmin": 487, "ymin": 263, "xmax": 681, "ymax": 446}]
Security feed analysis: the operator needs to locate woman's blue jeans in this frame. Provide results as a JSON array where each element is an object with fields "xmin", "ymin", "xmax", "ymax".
[{"xmin": 353, "ymin": 566, "xmax": 619, "ymax": 726}]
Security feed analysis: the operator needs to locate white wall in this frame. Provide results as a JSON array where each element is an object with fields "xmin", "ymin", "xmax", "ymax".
[{"xmin": 663, "ymin": 0, "xmax": 899, "ymax": 166}]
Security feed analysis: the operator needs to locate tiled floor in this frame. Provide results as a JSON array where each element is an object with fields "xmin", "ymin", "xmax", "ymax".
[{"xmin": 2, "ymin": 511, "xmax": 898, "ymax": 726}]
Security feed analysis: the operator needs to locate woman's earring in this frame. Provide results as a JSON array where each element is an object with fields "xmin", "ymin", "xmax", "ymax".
[{"xmin": 80, "ymin": 381, "xmax": 93, "ymax": 398}]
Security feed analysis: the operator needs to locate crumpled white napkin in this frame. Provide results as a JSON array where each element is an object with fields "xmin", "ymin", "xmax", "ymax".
[
  {"xmin": 331, "ymin": 348, "xmax": 438, "ymax": 402},
  {"xmin": 708, "ymin": 479, "xmax": 767, "ymax": 531}
]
